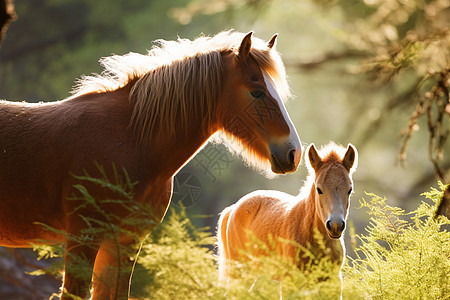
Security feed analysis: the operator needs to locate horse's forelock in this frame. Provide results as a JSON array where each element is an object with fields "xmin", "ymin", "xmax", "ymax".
[
  {"xmin": 250, "ymin": 48, "xmax": 291, "ymax": 102},
  {"xmin": 317, "ymin": 143, "xmax": 348, "ymax": 164}
]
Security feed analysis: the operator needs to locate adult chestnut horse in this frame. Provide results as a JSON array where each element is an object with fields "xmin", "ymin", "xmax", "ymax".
[
  {"xmin": 0, "ymin": 31, "xmax": 301, "ymax": 299},
  {"xmin": 218, "ymin": 143, "xmax": 357, "ymax": 285}
]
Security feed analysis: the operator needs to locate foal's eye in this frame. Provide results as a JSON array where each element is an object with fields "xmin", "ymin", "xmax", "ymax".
[
  {"xmin": 250, "ymin": 90, "xmax": 265, "ymax": 99},
  {"xmin": 348, "ymin": 188, "xmax": 353, "ymax": 195},
  {"xmin": 317, "ymin": 188, "xmax": 323, "ymax": 195}
]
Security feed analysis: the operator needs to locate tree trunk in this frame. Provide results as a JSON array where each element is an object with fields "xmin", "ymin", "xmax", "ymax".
[{"xmin": 0, "ymin": 0, "xmax": 15, "ymax": 45}]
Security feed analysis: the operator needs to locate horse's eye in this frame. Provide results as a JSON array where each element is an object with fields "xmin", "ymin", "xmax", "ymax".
[
  {"xmin": 250, "ymin": 90, "xmax": 265, "ymax": 99},
  {"xmin": 348, "ymin": 188, "xmax": 352, "ymax": 195},
  {"xmin": 317, "ymin": 188, "xmax": 323, "ymax": 195}
]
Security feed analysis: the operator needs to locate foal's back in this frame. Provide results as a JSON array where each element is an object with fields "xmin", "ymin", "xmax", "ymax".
[{"xmin": 217, "ymin": 190, "xmax": 308, "ymax": 279}]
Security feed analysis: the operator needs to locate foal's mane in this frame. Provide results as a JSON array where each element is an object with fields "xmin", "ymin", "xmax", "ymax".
[
  {"xmin": 298, "ymin": 142, "xmax": 353, "ymax": 198},
  {"xmin": 72, "ymin": 31, "xmax": 290, "ymax": 145}
]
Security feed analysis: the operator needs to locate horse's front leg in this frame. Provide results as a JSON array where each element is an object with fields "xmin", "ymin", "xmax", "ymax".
[
  {"xmin": 61, "ymin": 238, "xmax": 101, "ymax": 299},
  {"xmin": 91, "ymin": 239, "xmax": 139, "ymax": 300}
]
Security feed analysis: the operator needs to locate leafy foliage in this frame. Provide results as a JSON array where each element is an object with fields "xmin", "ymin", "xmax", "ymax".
[
  {"xmin": 133, "ymin": 207, "xmax": 220, "ymax": 299},
  {"xmin": 135, "ymin": 182, "xmax": 449, "ymax": 299},
  {"xmin": 27, "ymin": 182, "xmax": 449, "ymax": 299},
  {"xmin": 132, "ymin": 207, "xmax": 342, "ymax": 300},
  {"xmin": 344, "ymin": 182, "xmax": 450, "ymax": 299},
  {"xmin": 28, "ymin": 164, "xmax": 157, "ymax": 299}
]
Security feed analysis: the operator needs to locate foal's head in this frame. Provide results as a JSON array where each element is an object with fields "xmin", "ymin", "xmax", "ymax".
[
  {"xmin": 307, "ymin": 143, "xmax": 358, "ymax": 239},
  {"xmin": 217, "ymin": 32, "xmax": 302, "ymax": 175}
]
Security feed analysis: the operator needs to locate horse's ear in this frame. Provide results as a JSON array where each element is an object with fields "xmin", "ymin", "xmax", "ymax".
[
  {"xmin": 308, "ymin": 144, "xmax": 322, "ymax": 171},
  {"xmin": 343, "ymin": 144, "xmax": 357, "ymax": 171},
  {"xmin": 267, "ymin": 33, "xmax": 278, "ymax": 49},
  {"xmin": 238, "ymin": 31, "xmax": 253, "ymax": 61}
]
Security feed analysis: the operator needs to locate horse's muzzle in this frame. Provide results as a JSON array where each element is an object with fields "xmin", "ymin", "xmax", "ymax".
[{"xmin": 269, "ymin": 143, "xmax": 301, "ymax": 174}]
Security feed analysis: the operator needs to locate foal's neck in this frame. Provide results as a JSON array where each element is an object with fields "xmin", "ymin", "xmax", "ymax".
[
  {"xmin": 298, "ymin": 183, "xmax": 329, "ymax": 241},
  {"xmin": 301, "ymin": 182, "xmax": 344, "ymax": 263}
]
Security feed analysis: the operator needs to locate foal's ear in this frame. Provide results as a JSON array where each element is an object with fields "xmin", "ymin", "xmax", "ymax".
[
  {"xmin": 343, "ymin": 144, "xmax": 357, "ymax": 171},
  {"xmin": 267, "ymin": 33, "xmax": 278, "ymax": 49},
  {"xmin": 238, "ymin": 31, "xmax": 253, "ymax": 61},
  {"xmin": 308, "ymin": 144, "xmax": 323, "ymax": 171}
]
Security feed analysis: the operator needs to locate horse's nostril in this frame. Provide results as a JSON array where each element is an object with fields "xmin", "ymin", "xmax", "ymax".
[
  {"xmin": 326, "ymin": 220, "xmax": 332, "ymax": 231},
  {"xmin": 287, "ymin": 149, "xmax": 295, "ymax": 165},
  {"xmin": 326, "ymin": 220, "xmax": 345, "ymax": 233},
  {"xmin": 340, "ymin": 221, "xmax": 345, "ymax": 232}
]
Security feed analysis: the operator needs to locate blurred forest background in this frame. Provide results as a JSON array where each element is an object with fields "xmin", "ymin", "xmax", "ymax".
[{"xmin": 0, "ymin": 0, "xmax": 448, "ymax": 298}]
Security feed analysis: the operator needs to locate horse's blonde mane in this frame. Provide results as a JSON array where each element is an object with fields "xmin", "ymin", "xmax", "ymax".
[
  {"xmin": 299, "ymin": 142, "xmax": 356, "ymax": 198},
  {"xmin": 72, "ymin": 31, "xmax": 290, "ymax": 146}
]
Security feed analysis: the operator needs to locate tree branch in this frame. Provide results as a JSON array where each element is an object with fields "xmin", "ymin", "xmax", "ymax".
[{"xmin": 286, "ymin": 50, "xmax": 367, "ymax": 71}]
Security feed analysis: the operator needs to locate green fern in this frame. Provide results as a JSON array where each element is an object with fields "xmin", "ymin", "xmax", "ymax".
[
  {"xmin": 28, "ymin": 177, "xmax": 449, "ymax": 300},
  {"xmin": 344, "ymin": 183, "xmax": 450, "ymax": 300}
]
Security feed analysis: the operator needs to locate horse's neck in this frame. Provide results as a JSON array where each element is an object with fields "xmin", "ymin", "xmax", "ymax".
[
  {"xmin": 140, "ymin": 105, "xmax": 216, "ymax": 180},
  {"xmin": 83, "ymin": 87, "xmax": 216, "ymax": 219},
  {"xmin": 149, "ymin": 127, "xmax": 213, "ymax": 178},
  {"xmin": 84, "ymin": 87, "xmax": 214, "ymax": 180}
]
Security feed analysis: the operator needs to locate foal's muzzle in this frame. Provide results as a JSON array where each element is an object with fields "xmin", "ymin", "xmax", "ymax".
[
  {"xmin": 269, "ymin": 142, "xmax": 302, "ymax": 174},
  {"xmin": 326, "ymin": 219, "xmax": 345, "ymax": 239}
]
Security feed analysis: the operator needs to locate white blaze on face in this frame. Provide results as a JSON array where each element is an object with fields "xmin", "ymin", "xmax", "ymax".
[
  {"xmin": 328, "ymin": 196, "xmax": 346, "ymax": 225},
  {"xmin": 262, "ymin": 72, "xmax": 301, "ymax": 152}
]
